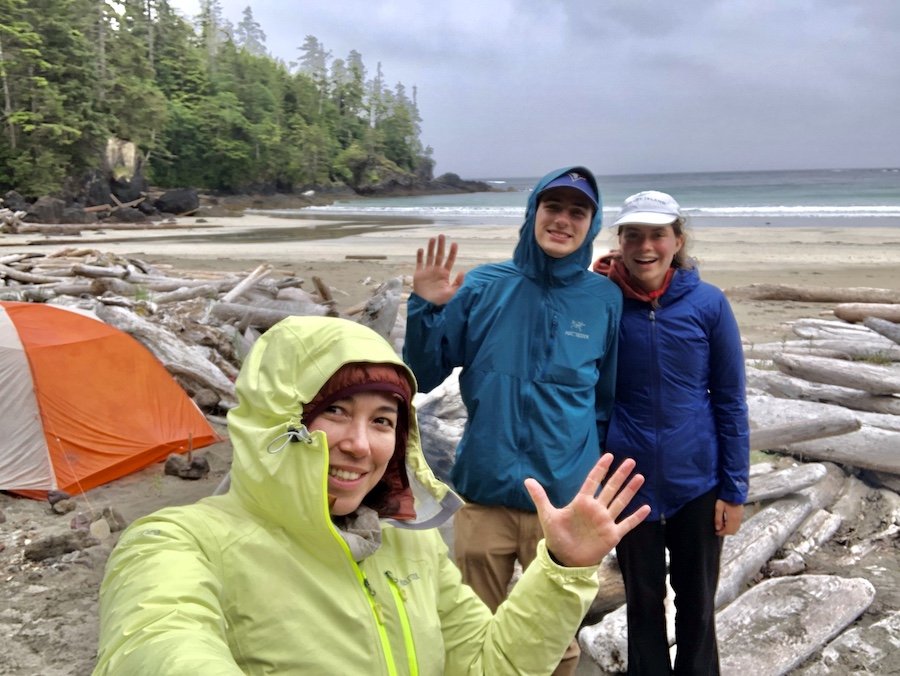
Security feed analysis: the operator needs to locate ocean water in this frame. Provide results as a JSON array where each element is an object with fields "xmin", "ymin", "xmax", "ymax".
[{"xmin": 254, "ymin": 168, "xmax": 900, "ymax": 226}]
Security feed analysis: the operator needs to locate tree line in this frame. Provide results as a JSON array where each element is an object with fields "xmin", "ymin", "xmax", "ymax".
[{"xmin": 0, "ymin": 0, "xmax": 434, "ymax": 198}]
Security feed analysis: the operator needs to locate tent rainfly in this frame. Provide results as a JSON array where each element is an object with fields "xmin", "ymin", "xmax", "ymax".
[{"xmin": 0, "ymin": 301, "xmax": 218, "ymax": 497}]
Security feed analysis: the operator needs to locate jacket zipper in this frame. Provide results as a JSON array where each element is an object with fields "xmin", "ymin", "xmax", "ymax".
[
  {"xmin": 385, "ymin": 571, "xmax": 419, "ymax": 676},
  {"xmin": 649, "ymin": 307, "xmax": 665, "ymax": 521},
  {"xmin": 360, "ymin": 570, "xmax": 399, "ymax": 676}
]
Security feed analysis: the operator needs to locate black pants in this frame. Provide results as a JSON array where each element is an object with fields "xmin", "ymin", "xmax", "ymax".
[{"xmin": 616, "ymin": 489, "xmax": 723, "ymax": 675}]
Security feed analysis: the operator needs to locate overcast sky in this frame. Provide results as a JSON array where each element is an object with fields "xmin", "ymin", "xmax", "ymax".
[{"xmin": 171, "ymin": 0, "xmax": 900, "ymax": 179}]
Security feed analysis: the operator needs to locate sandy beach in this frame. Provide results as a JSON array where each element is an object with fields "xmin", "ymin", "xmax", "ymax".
[
  {"xmin": 6, "ymin": 212, "xmax": 900, "ymax": 344},
  {"xmin": 1, "ymin": 213, "xmax": 899, "ymax": 674}
]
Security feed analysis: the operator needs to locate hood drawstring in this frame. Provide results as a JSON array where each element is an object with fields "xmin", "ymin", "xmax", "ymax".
[{"xmin": 267, "ymin": 425, "xmax": 313, "ymax": 454}]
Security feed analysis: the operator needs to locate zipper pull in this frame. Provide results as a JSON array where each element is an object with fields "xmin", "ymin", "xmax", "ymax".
[
  {"xmin": 385, "ymin": 571, "xmax": 408, "ymax": 600},
  {"xmin": 363, "ymin": 576, "xmax": 386, "ymax": 623},
  {"xmin": 649, "ymin": 309, "xmax": 656, "ymax": 321}
]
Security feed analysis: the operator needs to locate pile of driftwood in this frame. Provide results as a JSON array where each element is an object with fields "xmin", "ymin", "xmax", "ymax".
[
  {"xmin": 0, "ymin": 206, "xmax": 27, "ymax": 233},
  {"xmin": 0, "ymin": 248, "xmax": 407, "ymax": 414}
]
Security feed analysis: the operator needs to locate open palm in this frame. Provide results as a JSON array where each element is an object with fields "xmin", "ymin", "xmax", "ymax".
[
  {"xmin": 413, "ymin": 234, "xmax": 465, "ymax": 306},
  {"xmin": 525, "ymin": 454, "xmax": 651, "ymax": 568}
]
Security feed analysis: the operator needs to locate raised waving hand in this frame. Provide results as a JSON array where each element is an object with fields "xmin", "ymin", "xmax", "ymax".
[
  {"xmin": 525, "ymin": 454, "xmax": 651, "ymax": 568},
  {"xmin": 413, "ymin": 234, "xmax": 466, "ymax": 306}
]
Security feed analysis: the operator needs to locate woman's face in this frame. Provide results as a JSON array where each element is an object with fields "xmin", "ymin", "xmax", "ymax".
[
  {"xmin": 308, "ymin": 391, "xmax": 399, "ymax": 516},
  {"xmin": 618, "ymin": 223, "xmax": 684, "ymax": 292}
]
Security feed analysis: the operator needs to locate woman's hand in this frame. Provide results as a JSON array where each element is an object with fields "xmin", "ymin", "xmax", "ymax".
[
  {"xmin": 715, "ymin": 499, "xmax": 743, "ymax": 536},
  {"xmin": 413, "ymin": 234, "xmax": 465, "ymax": 306},
  {"xmin": 525, "ymin": 454, "xmax": 651, "ymax": 568}
]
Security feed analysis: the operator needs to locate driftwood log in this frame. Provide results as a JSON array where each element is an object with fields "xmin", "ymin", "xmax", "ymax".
[
  {"xmin": 725, "ymin": 283, "xmax": 897, "ymax": 304},
  {"xmin": 834, "ymin": 303, "xmax": 900, "ymax": 323},
  {"xmin": 717, "ymin": 575, "xmax": 875, "ymax": 674},
  {"xmin": 746, "ymin": 365, "xmax": 900, "ymax": 415},
  {"xmin": 772, "ymin": 353, "xmax": 900, "ymax": 395},
  {"xmin": 864, "ymin": 316, "xmax": 900, "ymax": 345}
]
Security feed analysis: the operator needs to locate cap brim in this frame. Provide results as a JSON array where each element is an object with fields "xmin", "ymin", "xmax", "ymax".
[{"xmin": 612, "ymin": 211, "xmax": 678, "ymax": 228}]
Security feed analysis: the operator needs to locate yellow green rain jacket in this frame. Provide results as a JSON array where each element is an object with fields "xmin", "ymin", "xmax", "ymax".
[{"xmin": 94, "ymin": 316, "xmax": 601, "ymax": 675}]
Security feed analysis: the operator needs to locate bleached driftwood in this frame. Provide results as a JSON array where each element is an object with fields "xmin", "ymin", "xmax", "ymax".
[
  {"xmin": 725, "ymin": 283, "xmax": 897, "ymax": 304},
  {"xmin": 745, "ymin": 463, "xmax": 828, "ymax": 503},
  {"xmin": 152, "ymin": 284, "xmax": 221, "ymax": 304},
  {"xmin": 220, "ymin": 264, "xmax": 272, "ymax": 303},
  {"xmin": 864, "ymin": 316, "xmax": 900, "ymax": 345},
  {"xmin": 750, "ymin": 418, "xmax": 860, "ymax": 451},
  {"xmin": 834, "ymin": 303, "xmax": 900, "ymax": 323},
  {"xmin": 782, "ymin": 426, "xmax": 900, "ymax": 476},
  {"xmin": 211, "ymin": 301, "xmax": 327, "ymax": 329},
  {"xmin": 791, "ymin": 317, "xmax": 881, "ymax": 336},
  {"xmin": 71, "ymin": 263, "xmax": 129, "ymax": 279},
  {"xmin": 773, "ymin": 353, "xmax": 900, "ymax": 395},
  {"xmin": 748, "ymin": 393, "xmax": 859, "ymax": 431},
  {"xmin": 783, "ymin": 508, "xmax": 844, "ymax": 558},
  {"xmin": 800, "ymin": 610, "xmax": 900, "ymax": 673},
  {"xmin": 746, "ymin": 365, "xmax": 900, "ymax": 415},
  {"xmin": 0, "ymin": 263, "xmax": 65, "ymax": 284},
  {"xmin": 717, "ymin": 576, "xmax": 875, "ymax": 675},
  {"xmin": 94, "ymin": 304, "xmax": 237, "ymax": 408},
  {"xmin": 743, "ymin": 341, "xmax": 895, "ymax": 361},
  {"xmin": 355, "ymin": 277, "xmax": 403, "ymax": 339}
]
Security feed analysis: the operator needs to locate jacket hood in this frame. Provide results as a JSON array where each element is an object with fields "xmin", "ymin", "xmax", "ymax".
[
  {"xmin": 225, "ymin": 316, "xmax": 460, "ymax": 541},
  {"xmin": 513, "ymin": 165, "xmax": 603, "ymax": 283}
]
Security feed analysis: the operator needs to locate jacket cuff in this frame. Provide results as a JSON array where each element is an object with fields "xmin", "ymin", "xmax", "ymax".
[{"xmin": 534, "ymin": 540, "xmax": 599, "ymax": 584}]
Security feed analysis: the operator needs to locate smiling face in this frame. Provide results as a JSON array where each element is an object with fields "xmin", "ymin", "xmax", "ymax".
[
  {"xmin": 308, "ymin": 391, "xmax": 399, "ymax": 516},
  {"xmin": 534, "ymin": 187, "xmax": 594, "ymax": 259},
  {"xmin": 618, "ymin": 223, "xmax": 685, "ymax": 292}
]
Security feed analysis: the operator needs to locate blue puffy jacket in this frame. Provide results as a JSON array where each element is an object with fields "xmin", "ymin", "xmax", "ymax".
[
  {"xmin": 605, "ymin": 266, "xmax": 749, "ymax": 520},
  {"xmin": 404, "ymin": 166, "xmax": 622, "ymax": 511}
]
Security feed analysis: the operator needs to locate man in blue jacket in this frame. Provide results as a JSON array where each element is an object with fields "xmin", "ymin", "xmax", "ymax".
[{"xmin": 404, "ymin": 166, "xmax": 622, "ymax": 675}]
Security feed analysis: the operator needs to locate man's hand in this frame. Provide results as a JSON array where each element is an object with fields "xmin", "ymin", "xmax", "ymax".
[
  {"xmin": 525, "ymin": 454, "xmax": 651, "ymax": 568},
  {"xmin": 413, "ymin": 234, "xmax": 465, "ymax": 306}
]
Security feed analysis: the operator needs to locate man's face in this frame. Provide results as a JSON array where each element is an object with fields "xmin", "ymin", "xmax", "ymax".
[{"xmin": 534, "ymin": 187, "xmax": 594, "ymax": 259}]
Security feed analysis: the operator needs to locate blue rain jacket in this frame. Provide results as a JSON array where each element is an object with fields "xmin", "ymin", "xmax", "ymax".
[
  {"xmin": 404, "ymin": 166, "xmax": 622, "ymax": 511},
  {"xmin": 605, "ymin": 266, "xmax": 749, "ymax": 520}
]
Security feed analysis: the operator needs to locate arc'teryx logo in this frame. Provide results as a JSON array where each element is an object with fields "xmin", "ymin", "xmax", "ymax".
[{"xmin": 565, "ymin": 319, "xmax": 589, "ymax": 340}]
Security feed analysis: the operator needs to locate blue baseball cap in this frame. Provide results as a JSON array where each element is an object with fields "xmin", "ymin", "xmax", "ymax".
[{"xmin": 537, "ymin": 171, "xmax": 599, "ymax": 210}]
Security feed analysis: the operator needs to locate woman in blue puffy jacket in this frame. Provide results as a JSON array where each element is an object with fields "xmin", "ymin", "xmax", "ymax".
[{"xmin": 592, "ymin": 191, "xmax": 749, "ymax": 675}]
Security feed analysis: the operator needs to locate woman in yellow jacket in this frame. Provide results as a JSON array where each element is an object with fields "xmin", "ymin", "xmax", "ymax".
[{"xmin": 94, "ymin": 316, "xmax": 649, "ymax": 675}]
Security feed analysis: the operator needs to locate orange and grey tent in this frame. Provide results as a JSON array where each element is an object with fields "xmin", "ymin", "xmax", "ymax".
[{"xmin": 0, "ymin": 301, "xmax": 218, "ymax": 496}]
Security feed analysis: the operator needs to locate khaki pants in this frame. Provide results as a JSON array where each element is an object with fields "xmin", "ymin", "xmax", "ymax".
[{"xmin": 454, "ymin": 502, "xmax": 580, "ymax": 676}]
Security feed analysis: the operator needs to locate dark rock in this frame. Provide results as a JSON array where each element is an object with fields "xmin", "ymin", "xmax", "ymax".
[
  {"xmin": 61, "ymin": 207, "xmax": 97, "ymax": 225},
  {"xmin": 106, "ymin": 207, "xmax": 148, "ymax": 224},
  {"xmin": 24, "ymin": 530, "xmax": 99, "ymax": 562},
  {"xmin": 2, "ymin": 190, "xmax": 30, "ymax": 211},
  {"xmin": 25, "ymin": 196, "xmax": 65, "ymax": 224},
  {"xmin": 47, "ymin": 490, "xmax": 71, "ymax": 506},
  {"xmin": 164, "ymin": 453, "xmax": 210, "ymax": 480},
  {"xmin": 155, "ymin": 189, "xmax": 199, "ymax": 215},
  {"xmin": 84, "ymin": 176, "xmax": 112, "ymax": 207},
  {"xmin": 137, "ymin": 200, "xmax": 159, "ymax": 216},
  {"xmin": 111, "ymin": 174, "xmax": 148, "ymax": 204}
]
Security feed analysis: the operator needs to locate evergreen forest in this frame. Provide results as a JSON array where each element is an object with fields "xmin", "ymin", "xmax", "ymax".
[{"xmin": 0, "ymin": 0, "xmax": 435, "ymax": 198}]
